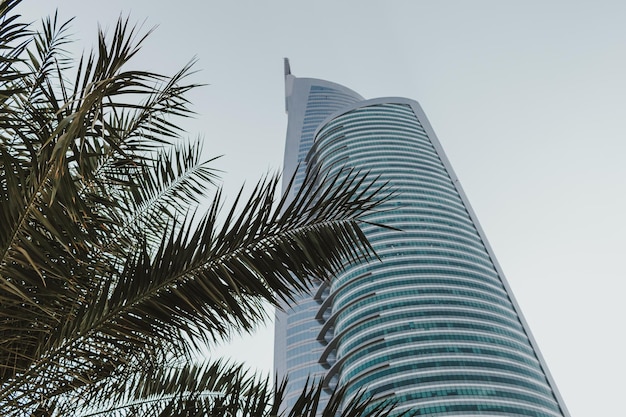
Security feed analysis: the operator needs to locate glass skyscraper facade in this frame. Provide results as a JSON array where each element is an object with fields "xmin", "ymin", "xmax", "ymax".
[{"xmin": 274, "ymin": 60, "xmax": 570, "ymax": 417}]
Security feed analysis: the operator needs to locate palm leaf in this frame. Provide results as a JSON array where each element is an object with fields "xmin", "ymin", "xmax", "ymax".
[
  {"xmin": 0, "ymin": 5, "xmax": 204, "ymax": 412},
  {"xmin": 0, "ymin": 3, "xmax": 393, "ymax": 416},
  {"xmin": 4, "ymin": 168, "xmax": 388, "ymax": 413},
  {"xmin": 64, "ymin": 359, "xmax": 410, "ymax": 417}
]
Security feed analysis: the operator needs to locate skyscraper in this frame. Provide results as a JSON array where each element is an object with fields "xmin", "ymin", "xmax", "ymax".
[{"xmin": 274, "ymin": 60, "xmax": 570, "ymax": 417}]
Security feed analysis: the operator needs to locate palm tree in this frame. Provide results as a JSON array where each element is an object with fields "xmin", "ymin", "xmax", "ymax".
[{"xmin": 0, "ymin": 1, "xmax": 407, "ymax": 415}]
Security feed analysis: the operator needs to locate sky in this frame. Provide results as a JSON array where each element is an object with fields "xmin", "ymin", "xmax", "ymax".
[{"xmin": 17, "ymin": 1, "xmax": 626, "ymax": 415}]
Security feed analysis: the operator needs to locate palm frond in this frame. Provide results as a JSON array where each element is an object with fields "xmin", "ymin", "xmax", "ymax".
[
  {"xmin": 101, "ymin": 139, "xmax": 220, "ymax": 254},
  {"xmin": 0, "ymin": 6, "xmax": 206, "ymax": 413},
  {"xmin": 64, "ymin": 359, "xmax": 410, "ymax": 417},
  {"xmin": 0, "ymin": 3, "xmax": 393, "ymax": 416},
  {"xmin": 64, "ymin": 360, "xmax": 236, "ymax": 417},
  {"xmin": 103, "ymin": 168, "xmax": 388, "ymax": 345},
  {"xmin": 0, "ymin": 165, "xmax": 389, "ymax": 415},
  {"xmin": 274, "ymin": 376, "xmax": 412, "ymax": 417}
]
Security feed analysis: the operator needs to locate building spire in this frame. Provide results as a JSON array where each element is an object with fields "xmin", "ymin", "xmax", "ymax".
[
  {"xmin": 284, "ymin": 58, "xmax": 294, "ymax": 113},
  {"xmin": 284, "ymin": 57, "xmax": 292, "ymax": 78}
]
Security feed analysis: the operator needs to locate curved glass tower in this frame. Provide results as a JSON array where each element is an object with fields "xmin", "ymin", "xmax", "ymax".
[
  {"xmin": 274, "ymin": 59, "xmax": 364, "ymax": 411},
  {"xmin": 274, "ymin": 61, "xmax": 570, "ymax": 417}
]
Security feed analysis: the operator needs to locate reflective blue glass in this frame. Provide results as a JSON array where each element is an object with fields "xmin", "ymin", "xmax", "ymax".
[{"xmin": 275, "ymin": 63, "xmax": 569, "ymax": 417}]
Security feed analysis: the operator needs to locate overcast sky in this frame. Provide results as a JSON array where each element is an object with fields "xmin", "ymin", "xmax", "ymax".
[{"xmin": 18, "ymin": 1, "xmax": 625, "ymax": 415}]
